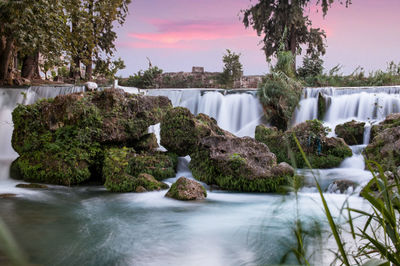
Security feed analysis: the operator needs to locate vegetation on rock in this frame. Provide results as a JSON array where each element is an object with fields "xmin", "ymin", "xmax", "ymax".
[
  {"xmin": 165, "ymin": 177, "xmax": 207, "ymax": 201},
  {"xmin": 335, "ymin": 120, "xmax": 365, "ymax": 145},
  {"xmin": 103, "ymin": 147, "xmax": 172, "ymax": 192},
  {"xmin": 255, "ymin": 120, "xmax": 352, "ymax": 169},
  {"xmin": 365, "ymin": 113, "xmax": 400, "ymax": 172},
  {"xmin": 11, "ymin": 89, "xmax": 172, "ymax": 186}
]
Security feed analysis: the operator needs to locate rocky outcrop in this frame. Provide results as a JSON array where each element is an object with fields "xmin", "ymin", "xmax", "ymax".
[
  {"xmin": 365, "ymin": 113, "xmax": 400, "ymax": 171},
  {"xmin": 160, "ymin": 107, "xmax": 294, "ymax": 192},
  {"xmin": 11, "ymin": 89, "xmax": 172, "ymax": 186},
  {"xmin": 160, "ymin": 107, "xmax": 233, "ymax": 156},
  {"xmin": 335, "ymin": 120, "xmax": 365, "ymax": 145},
  {"xmin": 370, "ymin": 113, "xmax": 400, "ymax": 141},
  {"xmin": 103, "ymin": 148, "xmax": 174, "ymax": 192},
  {"xmin": 190, "ymin": 136, "xmax": 293, "ymax": 192},
  {"xmin": 165, "ymin": 177, "xmax": 207, "ymax": 200},
  {"xmin": 255, "ymin": 120, "xmax": 353, "ymax": 169}
]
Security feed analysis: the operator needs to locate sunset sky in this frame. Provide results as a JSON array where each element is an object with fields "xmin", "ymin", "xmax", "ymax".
[{"xmin": 114, "ymin": 0, "xmax": 400, "ymax": 76}]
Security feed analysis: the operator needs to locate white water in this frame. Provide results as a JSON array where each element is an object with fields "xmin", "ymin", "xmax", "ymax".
[
  {"xmin": 293, "ymin": 86, "xmax": 400, "ymax": 143},
  {"xmin": 0, "ymin": 85, "xmax": 399, "ymax": 265},
  {"xmin": 144, "ymin": 89, "xmax": 264, "ymax": 137}
]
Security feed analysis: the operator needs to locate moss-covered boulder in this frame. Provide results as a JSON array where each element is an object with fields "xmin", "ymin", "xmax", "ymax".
[
  {"xmin": 335, "ymin": 120, "xmax": 365, "ymax": 145},
  {"xmin": 255, "ymin": 120, "xmax": 353, "ymax": 169},
  {"xmin": 133, "ymin": 133, "xmax": 158, "ymax": 152},
  {"xmin": 11, "ymin": 89, "xmax": 171, "ymax": 186},
  {"xmin": 165, "ymin": 177, "xmax": 207, "ymax": 200},
  {"xmin": 103, "ymin": 147, "xmax": 174, "ymax": 192},
  {"xmin": 370, "ymin": 113, "xmax": 400, "ymax": 141},
  {"xmin": 365, "ymin": 115, "xmax": 400, "ymax": 172},
  {"xmin": 160, "ymin": 107, "xmax": 233, "ymax": 156},
  {"xmin": 189, "ymin": 136, "xmax": 293, "ymax": 192}
]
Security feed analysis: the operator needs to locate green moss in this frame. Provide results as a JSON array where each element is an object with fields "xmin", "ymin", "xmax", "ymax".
[
  {"xmin": 128, "ymin": 151, "xmax": 177, "ymax": 181},
  {"xmin": 103, "ymin": 148, "xmax": 170, "ymax": 192},
  {"xmin": 255, "ymin": 121, "xmax": 352, "ymax": 169},
  {"xmin": 189, "ymin": 149, "xmax": 289, "ymax": 192}
]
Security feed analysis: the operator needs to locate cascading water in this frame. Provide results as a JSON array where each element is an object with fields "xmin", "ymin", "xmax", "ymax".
[
  {"xmin": 144, "ymin": 89, "xmax": 265, "ymax": 137},
  {"xmin": 293, "ymin": 86, "xmax": 400, "ymax": 143},
  {"xmin": 0, "ymin": 85, "xmax": 397, "ymax": 265}
]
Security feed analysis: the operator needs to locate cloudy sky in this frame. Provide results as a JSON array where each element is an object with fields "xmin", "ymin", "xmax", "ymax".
[{"xmin": 114, "ymin": 0, "xmax": 400, "ymax": 76}]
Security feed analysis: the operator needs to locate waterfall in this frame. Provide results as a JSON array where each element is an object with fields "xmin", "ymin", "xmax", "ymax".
[
  {"xmin": 144, "ymin": 89, "xmax": 265, "ymax": 137},
  {"xmin": 293, "ymin": 86, "xmax": 400, "ymax": 143},
  {"xmin": 0, "ymin": 86, "xmax": 85, "ymax": 160}
]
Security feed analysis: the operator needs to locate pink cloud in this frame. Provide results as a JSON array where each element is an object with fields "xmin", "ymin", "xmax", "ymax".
[{"xmin": 127, "ymin": 19, "xmax": 255, "ymax": 47}]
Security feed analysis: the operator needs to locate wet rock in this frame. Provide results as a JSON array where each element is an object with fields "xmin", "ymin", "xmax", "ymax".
[
  {"xmin": 160, "ymin": 107, "xmax": 233, "ymax": 156},
  {"xmin": 161, "ymin": 107, "xmax": 292, "ymax": 192},
  {"xmin": 11, "ymin": 89, "xmax": 172, "ymax": 186},
  {"xmin": 190, "ymin": 135, "xmax": 292, "ymax": 192},
  {"xmin": 327, "ymin": 180, "xmax": 357, "ymax": 194},
  {"xmin": 370, "ymin": 113, "xmax": 400, "ymax": 141},
  {"xmin": 317, "ymin": 92, "xmax": 327, "ymax": 120},
  {"xmin": 165, "ymin": 177, "xmax": 207, "ymax": 200},
  {"xmin": 0, "ymin": 194, "xmax": 17, "ymax": 198},
  {"xmin": 103, "ymin": 148, "xmax": 173, "ymax": 192},
  {"xmin": 16, "ymin": 183, "xmax": 48, "ymax": 189},
  {"xmin": 335, "ymin": 120, "xmax": 365, "ymax": 145},
  {"xmin": 255, "ymin": 120, "xmax": 353, "ymax": 169},
  {"xmin": 365, "ymin": 118, "xmax": 400, "ymax": 172}
]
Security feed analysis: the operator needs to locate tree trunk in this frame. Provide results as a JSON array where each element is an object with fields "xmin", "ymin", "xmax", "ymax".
[
  {"xmin": 289, "ymin": 26, "xmax": 297, "ymax": 71},
  {"xmin": 71, "ymin": 56, "xmax": 81, "ymax": 81},
  {"xmin": 0, "ymin": 38, "xmax": 13, "ymax": 81},
  {"xmin": 85, "ymin": 57, "xmax": 93, "ymax": 81},
  {"xmin": 21, "ymin": 53, "xmax": 38, "ymax": 80}
]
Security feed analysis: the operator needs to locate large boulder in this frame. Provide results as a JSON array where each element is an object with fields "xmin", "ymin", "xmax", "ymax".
[
  {"xmin": 370, "ymin": 113, "xmax": 400, "ymax": 141},
  {"xmin": 160, "ymin": 107, "xmax": 233, "ymax": 156},
  {"xmin": 255, "ymin": 120, "xmax": 353, "ymax": 169},
  {"xmin": 160, "ymin": 107, "xmax": 293, "ymax": 192},
  {"xmin": 165, "ymin": 177, "xmax": 207, "ymax": 200},
  {"xmin": 335, "ymin": 120, "xmax": 365, "ymax": 145},
  {"xmin": 365, "ymin": 114, "xmax": 400, "ymax": 171},
  {"xmin": 103, "ymin": 148, "xmax": 174, "ymax": 192},
  {"xmin": 189, "ymin": 136, "xmax": 293, "ymax": 192},
  {"xmin": 11, "ymin": 89, "xmax": 172, "ymax": 185}
]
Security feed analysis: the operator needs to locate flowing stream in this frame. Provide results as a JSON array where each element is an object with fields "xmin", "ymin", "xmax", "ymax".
[{"xmin": 0, "ymin": 86, "xmax": 399, "ymax": 265}]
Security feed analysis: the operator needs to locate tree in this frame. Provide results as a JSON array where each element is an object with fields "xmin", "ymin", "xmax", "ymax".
[
  {"xmin": 65, "ymin": 0, "xmax": 131, "ymax": 81},
  {"xmin": 242, "ymin": 0, "xmax": 351, "ymax": 69},
  {"xmin": 0, "ymin": 0, "xmax": 66, "ymax": 81},
  {"xmin": 219, "ymin": 49, "xmax": 243, "ymax": 88}
]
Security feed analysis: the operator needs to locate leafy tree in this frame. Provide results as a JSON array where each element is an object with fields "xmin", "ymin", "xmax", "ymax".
[
  {"xmin": 242, "ymin": 0, "xmax": 351, "ymax": 69},
  {"xmin": 93, "ymin": 57, "xmax": 125, "ymax": 80},
  {"xmin": 219, "ymin": 49, "xmax": 243, "ymax": 88},
  {"xmin": 0, "ymin": 0, "xmax": 66, "ymax": 81},
  {"xmin": 297, "ymin": 53, "xmax": 324, "ymax": 79},
  {"xmin": 65, "ymin": 0, "xmax": 131, "ymax": 80},
  {"xmin": 258, "ymin": 43, "xmax": 302, "ymax": 130},
  {"xmin": 124, "ymin": 66, "xmax": 163, "ymax": 89}
]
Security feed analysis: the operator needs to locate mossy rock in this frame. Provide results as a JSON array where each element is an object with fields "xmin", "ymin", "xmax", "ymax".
[
  {"xmin": 129, "ymin": 151, "xmax": 178, "ymax": 181},
  {"xmin": 11, "ymin": 89, "xmax": 172, "ymax": 186},
  {"xmin": 16, "ymin": 183, "xmax": 48, "ymax": 189},
  {"xmin": 165, "ymin": 177, "xmax": 207, "ymax": 200},
  {"xmin": 335, "ymin": 120, "xmax": 365, "ymax": 145},
  {"xmin": 189, "ymin": 136, "xmax": 292, "ymax": 193},
  {"xmin": 9, "ymin": 158, "xmax": 23, "ymax": 180},
  {"xmin": 160, "ymin": 107, "xmax": 232, "ymax": 156},
  {"xmin": 370, "ymin": 113, "xmax": 400, "ymax": 141},
  {"xmin": 255, "ymin": 120, "xmax": 353, "ymax": 169},
  {"xmin": 132, "ymin": 133, "xmax": 158, "ymax": 152},
  {"xmin": 103, "ymin": 148, "xmax": 174, "ymax": 192}
]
